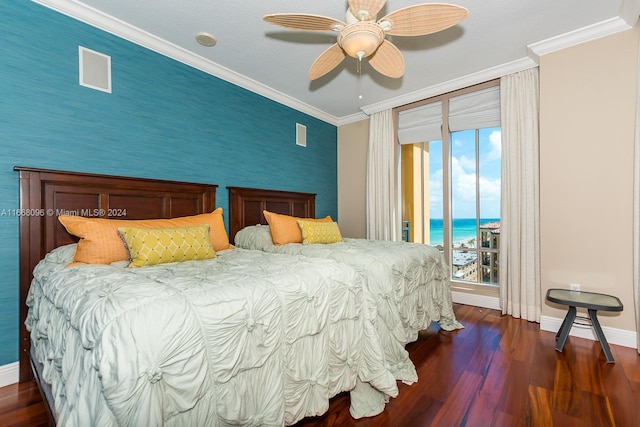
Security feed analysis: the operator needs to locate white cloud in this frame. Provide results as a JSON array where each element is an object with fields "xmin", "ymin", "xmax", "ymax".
[
  {"xmin": 458, "ymin": 155, "xmax": 476, "ymax": 171},
  {"xmin": 426, "ymin": 130, "xmax": 502, "ymax": 218},
  {"xmin": 488, "ymin": 129, "xmax": 501, "ymax": 160},
  {"xmin": 451, "ymin": 157, "xmax": 476, "ymax": 202},
  {"xmin": 430, "ymin": 155, "xmax": 501, "ymax": 218}
]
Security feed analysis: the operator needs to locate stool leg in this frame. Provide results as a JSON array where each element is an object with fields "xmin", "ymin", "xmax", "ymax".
[
  {"xmin": 556, "ymin": 306, "xmax": 573, "ymax": 339},
  {"xmin": 555, "ymin": 306, "xmax": 576, "ymax": 352},
  {"xmin": 588, "ymin": 309, "xmax": 615, "ymax": 363}
]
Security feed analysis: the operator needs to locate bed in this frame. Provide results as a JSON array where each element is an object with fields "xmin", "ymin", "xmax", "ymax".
[
  {"xmin": 16, "ymin": 167, "xmax": 399, "ymax": 426},
  {"xmin": 228, "ymin": 186, "xmax": 463, "ymax": 384}
]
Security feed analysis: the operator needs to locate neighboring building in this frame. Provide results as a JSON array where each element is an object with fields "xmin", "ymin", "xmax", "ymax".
[
  {"xmin": 451, "ymin": 221, "xmax": 501, "ymax": 283},
  {"xmin": 480, "ymin": 222, "xmax": 501, "ymax": 284},
  {"xmin": 452, "ymin": 251, "xmax": 478, "ymax": 281}
]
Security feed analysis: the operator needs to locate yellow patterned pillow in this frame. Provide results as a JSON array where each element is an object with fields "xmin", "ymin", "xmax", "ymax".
[
  {"xmin": 117, "ymin": 224, "xmax": 216, "ymax": 267},
  {"xmin": 297, "ymin": 220, "xmax": 344, "ymax": 244}
]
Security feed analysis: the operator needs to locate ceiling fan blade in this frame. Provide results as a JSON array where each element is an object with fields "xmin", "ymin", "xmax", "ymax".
[
  {"xmin": 263, "ymin": 13, "xmax": 345, "ymax": 32},
  {"xmin": 309, "ymin": 43, "xmax": 347, "ymax": 80},
  {"xmin": 348, "ymin": 0, "xmax": 387, "ymax": 19},
  {"xmin": 368, "ymin": 40, "xmax": 404, "ymax": 78},
  {"xmin": 380, "ymin": 3, "xmax": 468, "ymax": 36}
]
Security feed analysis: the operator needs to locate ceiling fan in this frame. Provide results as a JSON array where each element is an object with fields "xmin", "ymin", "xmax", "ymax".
[{"xmin": 263, "ymin": 0, "xmax": 468, "ymax": 80}]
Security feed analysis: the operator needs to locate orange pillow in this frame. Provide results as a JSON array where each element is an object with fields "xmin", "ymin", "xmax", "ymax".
[
  {"xmin": 263, "ymin": 210, "xmax": 332, "ymax": 245},
  {"xmin": 59, "ymin": 208, "xmax": 232, "ymax": 265}
]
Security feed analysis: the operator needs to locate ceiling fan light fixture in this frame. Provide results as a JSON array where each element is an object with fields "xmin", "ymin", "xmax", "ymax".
[
  {"xmin": 338, "ymin": 23, "xmax": 384, "ymax": 58},
  {"xmin": 265, "ymin": 2, "xmax": 468, "ymax": 80}
]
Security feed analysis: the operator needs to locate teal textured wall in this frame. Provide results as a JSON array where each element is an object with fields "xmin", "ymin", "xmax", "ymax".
[{"xmin": 0, "ymin": 1, "xmax": 337, "ymax": 366}]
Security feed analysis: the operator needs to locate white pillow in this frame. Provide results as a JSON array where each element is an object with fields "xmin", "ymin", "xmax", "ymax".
[{"xmin": 234, "ymin": 225, "xmax": 275, "ymax": 250}]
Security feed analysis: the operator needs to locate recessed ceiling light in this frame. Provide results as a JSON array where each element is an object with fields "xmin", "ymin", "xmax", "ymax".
[{"xmin": 195, "ymin": 32, "xmax": 217, "ymax": 47}]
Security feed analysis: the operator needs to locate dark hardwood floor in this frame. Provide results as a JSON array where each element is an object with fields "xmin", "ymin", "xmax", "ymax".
[{"xmin": 1, "ymin": 304, "xmax": 639, "ymax": 426}]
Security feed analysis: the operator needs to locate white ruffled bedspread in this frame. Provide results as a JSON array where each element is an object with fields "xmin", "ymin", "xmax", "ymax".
[
  {"xmin": 26, "ymin": 245, "xmax": 399, "ymax": 426},
  {"xmin": 235, "ymin": 225, "xmax": 464, "ymax": 384}
]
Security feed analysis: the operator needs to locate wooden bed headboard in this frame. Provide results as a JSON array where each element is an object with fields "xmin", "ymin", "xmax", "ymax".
[
  {"xmin": 15, "ymin": 166, "xmax": 218, "ymax": 382},
  {"xmin": 227, "ymin": 186, "xmax": 316, "ymax": 243}
]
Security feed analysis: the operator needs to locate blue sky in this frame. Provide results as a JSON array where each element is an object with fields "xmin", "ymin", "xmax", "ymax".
[{"xmin": 429, "ymin": 128, "xmax": 501, "ymax": 219}]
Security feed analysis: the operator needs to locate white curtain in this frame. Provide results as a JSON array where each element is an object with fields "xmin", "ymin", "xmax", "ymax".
[
  {"xmin": 499, "ymin": 68, "xmax": 541, "ymax": 322},
  {"xmin": 366, "ymin": 109, "xmax": 400, "ymax": 240},
  {"xmin": 633, "ymin": 35, "xmax": 640, "ymax": 353}
]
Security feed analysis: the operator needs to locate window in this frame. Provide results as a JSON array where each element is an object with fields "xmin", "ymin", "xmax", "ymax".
[{"xmin": 397, "ymin": 81, "xmax": 501, "ymax": 287}]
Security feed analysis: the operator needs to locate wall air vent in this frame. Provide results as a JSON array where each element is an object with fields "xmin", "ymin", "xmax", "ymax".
[
  {"xmin": 79, "ymin": 46, "xmax": 111, "ymax": 93},
  {"xmin": 296, "ymin": 123, "xmax": 307, "ymax": 147}
]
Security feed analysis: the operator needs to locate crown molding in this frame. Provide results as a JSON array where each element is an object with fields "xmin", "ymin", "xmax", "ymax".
[
  {"xmin": 361, "ymin": 14, "xmax": 637, "ymax": 117},
  {"xmin": 619, "ymin": 0, "xmax": 640, "ymax": 27},
  {"xmin": 360, "ymin": 57, "xmax": 537, "ymax": 116},
  {"xmin": 31, "ymin": 1, "xmax": 639, "ymax": 126},
  {"xmin": 336, "ymin": 111, "xmax": 369, "ymax": 126},
  {"xmin": 527, "ymin": 16, "xmax": 633, "ymax": 62},
  {"xmin": 32, "ymin": 0, "xmax": 340, "ymax": 126}
]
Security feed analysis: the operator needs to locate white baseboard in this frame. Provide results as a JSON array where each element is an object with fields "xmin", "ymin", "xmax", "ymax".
[
  {"xmin": 540, "ymin": 315, "xmax": 637, "ymax": 349},
  {"xmin": 451, "ymin": 291, "xmax": 501, "ymax": 310},
  {"xmin": 0, "ymin": 362, "xmax": 19, "ymax": 388}
]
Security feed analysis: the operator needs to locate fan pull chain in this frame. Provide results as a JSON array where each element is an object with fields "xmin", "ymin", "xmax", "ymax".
[{"xmin": 357, "ymin": 55, "xmax": 363, "ymax": 100}]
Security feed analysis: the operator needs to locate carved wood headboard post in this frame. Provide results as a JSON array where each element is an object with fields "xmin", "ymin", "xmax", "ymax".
[
  {"xmin": 14, "ymin": 166, "xmax": 218, "ymax": 383},
  {"xmin": 16, "ymin": 168, "xmax": 40, "ymax": 382},
  {"xmin": 227, "ymin": 186, "xmax": 316, "ymax": 243}
]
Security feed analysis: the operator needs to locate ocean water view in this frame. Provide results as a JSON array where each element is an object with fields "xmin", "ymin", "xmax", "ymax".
[{"xmin": 428, "ymin": 218, "xmax": 500, "ymax": 246}]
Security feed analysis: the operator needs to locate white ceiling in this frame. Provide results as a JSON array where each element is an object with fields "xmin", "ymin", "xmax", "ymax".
[{"xmin": 36, "ymin": 0, "xmax": 640, "ymax": 124}]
